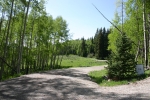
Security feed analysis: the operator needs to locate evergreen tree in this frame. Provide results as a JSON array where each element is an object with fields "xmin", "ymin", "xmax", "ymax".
[
  {"xmin": 94, "ymin": 27, "xmax": 110, "ymax": 59},
  {"xmin": 94, "ymin": 28, "xmax": 102, "ymax": 59},
  {"xmin": 80, "ymin": 37, "xmax": 87, "ymax": 57},
  {"xmin": 106, "ymin": 33, "xmax": 136, "ymax": 80},
  {"xmin": 90, "ymin": 37, "xmax": 95, "ymax": 54},
  {"xmin": 98, "ymin": 28, "xmax": 104, "ymax": 59},
  {"xmin": 104, "ymin": 29, "xmax": 110, "ymax": 58},
  {"xmin": 94, "ymin": 29, "xmax": 99, "ymax": 58}
]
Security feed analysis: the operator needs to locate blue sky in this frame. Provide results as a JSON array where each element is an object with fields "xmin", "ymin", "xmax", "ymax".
[{"xmin": 45, "ymin": 0, "xmax": 117, "ymax": 39}]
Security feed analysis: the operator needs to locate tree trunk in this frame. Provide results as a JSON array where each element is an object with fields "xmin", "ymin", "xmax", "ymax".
[
  {"xmin": 0, "ymin": 11, "xmax": 5, "ymax": 80},
  {"xmin": 52, "ymin": 54, "xmax": 56, "ymax": 69},
  {"xmin": 55, "ymin": 55, "xmax": 59, "ymax": 68},
  {"xmin": 59, "ymin": 55, "xmax": 64, "ymax": 67},
  {"xmin": 148, "ymin": 13, "xmax": 150, "ymax": 69},
  {"xmin": 16, "ymin": 6, "xmax": 25, "ymax": 72},
  {"xmin": 135, "ymin": 41, "xmax": 140, "ymax": 62},
  {"xmin": 17, "ymin": 0, "xmax": 31, "ymax": 74},
  {"xmin": 143, "ymin": 0, "xmax": 148, "ymax": 68},
  {"xmin": 50, "ymin": 54, "xmax": 53, "ymax": 69},
  {"xmin": 0, "ymin": 11, "xmax": 4, "ymax": 36}
]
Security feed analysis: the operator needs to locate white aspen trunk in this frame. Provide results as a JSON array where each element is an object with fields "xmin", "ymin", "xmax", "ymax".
[
  {"xmin": 59, "ymin": 55, "xmax": 64, "ymax": 67},
  {"xmin": 17, "ymin": 0, "xmax": 31, "ymax": 74},
  {"xmin": 143, "ymin": 0, "xmax": 148, "ymax": 68},
  {"xmin": 148, "ymin": 13, "xmax": 150, "ymax": 69}
]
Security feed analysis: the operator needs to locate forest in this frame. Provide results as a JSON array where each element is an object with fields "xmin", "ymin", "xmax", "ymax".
[
  {"xmin": 0, "ymin": 0, "xmax": 71, "ymax": 80},
  {"xmin": 0, "ymin": 0, "xmax": 150, "ymax": 81}
]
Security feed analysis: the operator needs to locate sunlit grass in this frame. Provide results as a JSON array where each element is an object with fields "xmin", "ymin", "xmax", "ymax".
[
  {"xmin": 60, "ymin": 55, "xmax": 107, "ymax": 68},
  {"xmin": 89, "ymin": 69, "xmax": 150, "ymax": 87}
]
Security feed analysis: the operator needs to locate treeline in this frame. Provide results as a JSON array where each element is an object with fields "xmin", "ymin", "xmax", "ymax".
[
  {"xmin": 0, "ymin": 0, "xmax": 70, "ymax": 80},
  {"xmin": 67, "ymin": 27, "xmax": 110, "ymax": 59}
]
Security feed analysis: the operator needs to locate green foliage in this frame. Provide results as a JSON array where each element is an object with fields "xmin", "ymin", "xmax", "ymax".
[
  {"xmin": 106, "ymin": 33, "xmax": 136, "ymax": 80},
  {"xmin": 89, "ymin": 69, "xmax": 150, "ymax": 87},
  {"xmin": 0, "ymin": 0, "xmax": 70, "ymax": 80},
  {"xmin": 108, "ymin": 28, "xmax": 120, "ymax": 52}
]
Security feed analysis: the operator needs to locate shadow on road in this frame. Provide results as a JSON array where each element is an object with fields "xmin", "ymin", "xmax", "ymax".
[
  {"xmin": 40, "ymin": 69, "xmax": 90, "ymax": 80},
  {"xmin": 0, "ymin": 69, "xmax": 150, "ymax": 100}
]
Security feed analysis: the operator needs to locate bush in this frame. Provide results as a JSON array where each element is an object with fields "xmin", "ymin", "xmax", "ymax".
[{"xmin": 106, "ymin": 33, "xmax": 136, "ymax": 80}]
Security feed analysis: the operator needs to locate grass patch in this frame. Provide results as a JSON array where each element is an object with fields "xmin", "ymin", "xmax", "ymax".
[
  {"xmin": 60, "ymin": 55, "xmax": 107, "ymax": 68},
  {"xmin": 89, "ymin": 69, "xmax": 150, "ymax": 87}
]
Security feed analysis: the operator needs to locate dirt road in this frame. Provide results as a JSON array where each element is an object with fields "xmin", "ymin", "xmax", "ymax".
[{"xmin": 0, "ymin": 65, "xmax": 150, "ymax": 100}]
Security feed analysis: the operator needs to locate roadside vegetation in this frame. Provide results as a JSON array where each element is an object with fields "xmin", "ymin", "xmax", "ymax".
[
  {"xmin": 89, "ymin": 69, "xmax": 150, "ymax": 87},
  {"xmin": 1, "ymin": 55, "xmax": 107, "ymax": 81}
]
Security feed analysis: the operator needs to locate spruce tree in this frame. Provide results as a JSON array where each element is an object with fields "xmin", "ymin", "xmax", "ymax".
[
  {"xmin": 103, "ymin": 29, "xmax": 110, "ymax": 58},
  {"xmin": 106, "ymin": 33, "xmax": 136, "ymax": 80},
  {"xmin": 94, "ymin": 28, "xmax": 110, "ymax": 59},
  {"xmin": 94, "ymin": 29, "xmax": 99, "ymax": 58},
  {"xmin": 80, "ymin": 37, "xmax": 87, "ymax": 57},
  {"xmin": 99, "ymin": 28, "xmax": 104, "ymax": 59}
]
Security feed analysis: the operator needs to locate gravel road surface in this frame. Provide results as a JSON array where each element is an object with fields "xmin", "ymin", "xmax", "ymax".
[{"xmin": 0, "ymin": 65, "xmax": 150, "ymax": 100}]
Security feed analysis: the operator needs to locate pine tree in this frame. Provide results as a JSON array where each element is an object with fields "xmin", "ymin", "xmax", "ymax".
[
  {"xmin": 99, "ymin": 28, "xmax": 104, "ymax": 59},
  {"xmin": 94, "ymin": 28, "xmax": 110, "ymax": 59},
  {"xmin": 90, "ymin": 37, "xmax": 95, "ymax": 54},
  {"xmin": 104, "ymin": 29, "xmax": 110, "ymax": 58},
  {"xmin": 80, "ymin": 37, "xmax": 87, "ymax": 57},
  {"xmin": 94, "ymin": 29, "xmax": 99, "ymax": 58},
  {"xmin": 106, "ymin": 33, "xmax": 136, "ymax": 80}
]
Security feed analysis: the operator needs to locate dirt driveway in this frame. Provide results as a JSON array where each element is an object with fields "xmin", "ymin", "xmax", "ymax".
[{"xmin": 0, "ymin": 65, "xmax": 150, "ymax": 100}]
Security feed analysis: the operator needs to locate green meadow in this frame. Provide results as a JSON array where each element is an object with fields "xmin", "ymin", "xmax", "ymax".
[{"xmin": 60, "ymin": 55, "xmax": 107, "ymax": 68}]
